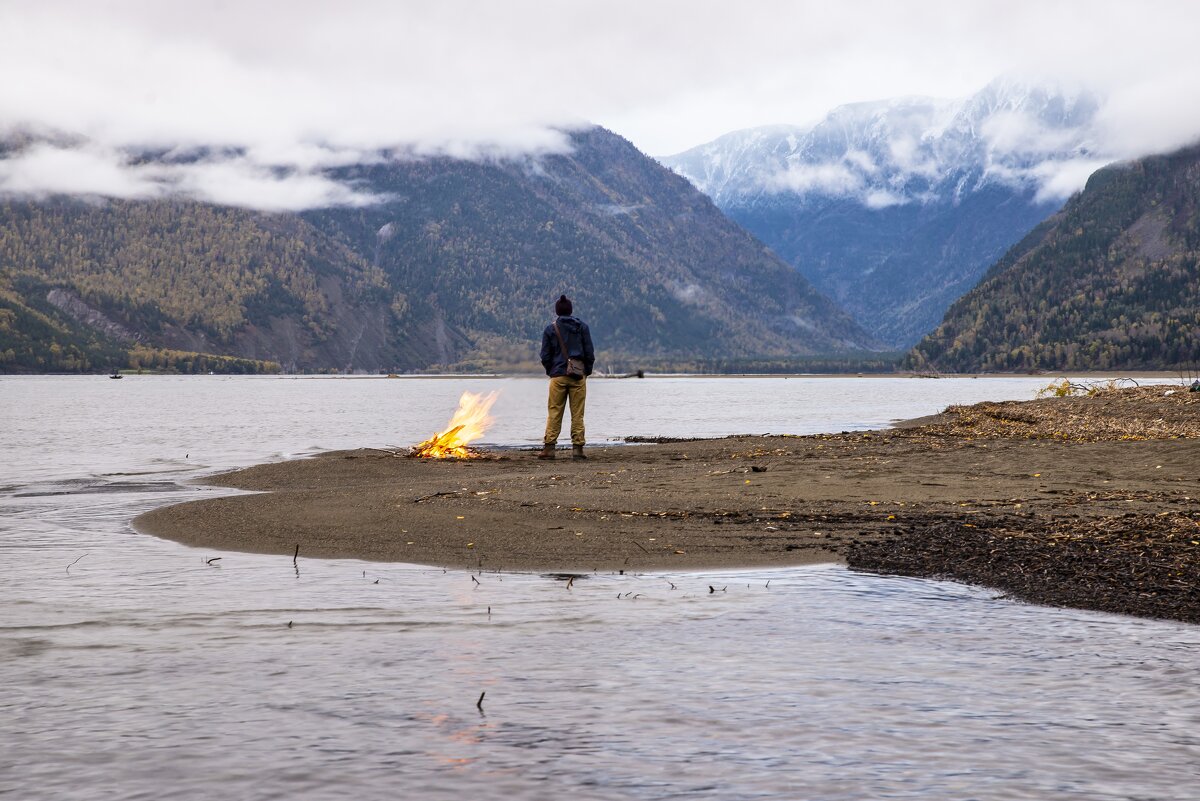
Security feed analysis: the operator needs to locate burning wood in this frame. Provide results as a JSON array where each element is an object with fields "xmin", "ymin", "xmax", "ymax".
[{"xmin": 412, "ymin": 391, "xmax": 499, "ymax": 458}]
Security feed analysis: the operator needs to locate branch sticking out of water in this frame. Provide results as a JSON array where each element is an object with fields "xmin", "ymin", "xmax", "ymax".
[
  {"xmin": 476, "ymin": 691, "xmax": 486, "ymax": 712},
  {"xmin": 65, "ymin": 553, "xmax": 88, "ymax": 573}
]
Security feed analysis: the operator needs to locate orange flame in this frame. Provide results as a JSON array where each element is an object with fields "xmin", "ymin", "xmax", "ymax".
[{"xmin": 413, "ymin": 391, "xmax": 499, "ymax": 458}]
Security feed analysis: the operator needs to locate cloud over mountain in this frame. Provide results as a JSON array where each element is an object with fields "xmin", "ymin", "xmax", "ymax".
[
  {"xmin": 666, "ymin": 80, "xmax": 1110, "ymax": 208},
  {"xmin": 1, "ymin": 0, "xmax": 1199, "ymax": 210}
]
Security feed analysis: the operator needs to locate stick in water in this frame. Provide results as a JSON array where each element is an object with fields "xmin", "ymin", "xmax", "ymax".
[{"xmin": 476, "ymin": 691, "xmax": 486, "ymax": 711}]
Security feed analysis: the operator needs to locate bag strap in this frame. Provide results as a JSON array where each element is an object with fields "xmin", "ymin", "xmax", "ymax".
[{"xmin": 553, "ymin": 321, "xmax": 571, "ymax": 362}]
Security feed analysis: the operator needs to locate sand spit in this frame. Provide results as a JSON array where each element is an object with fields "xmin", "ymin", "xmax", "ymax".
[{"xmin": 136, "ymin": 385, "xmax": 1200, "ymax": 622}]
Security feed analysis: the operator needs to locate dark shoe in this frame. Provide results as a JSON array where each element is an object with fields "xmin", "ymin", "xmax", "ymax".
[
  {"xmin": 537, "ymin": 444, "xmax": 555, "ymax": 460},
  {"xmin": 572, "ymin": 445, "xmax": 587, "ymax": 460}
]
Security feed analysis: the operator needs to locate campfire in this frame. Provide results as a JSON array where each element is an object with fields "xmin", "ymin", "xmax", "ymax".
[{"xmin": 412, "ymin": 391, "xmax": 499, "ymax": 458}]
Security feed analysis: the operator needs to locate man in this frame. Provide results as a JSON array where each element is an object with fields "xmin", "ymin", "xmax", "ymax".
[{"xmin": 539, "ymin": 294, "xmax": 595, "ymax": 460}]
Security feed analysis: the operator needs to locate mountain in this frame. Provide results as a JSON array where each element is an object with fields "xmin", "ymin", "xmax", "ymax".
[
  {"xmin": 662, "ymin": 79, "xmax": 1106, "ymax": 348},
  {"xmin": 0, "ymin": 127, "xmax": 877, "ymax": 373},
  {"xmin": 0, "ymin": 199, "xmax": 407, "ymax": 373},
  {"xmin": 907, "ymin": 144, "xmax": 1200, "ymax": 373}
]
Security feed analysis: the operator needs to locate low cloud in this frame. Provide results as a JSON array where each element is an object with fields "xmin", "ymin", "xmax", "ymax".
[
  {"xmin": 842, "ymin": 150, "xmax": 879, "ymax": 175},
  {"xmin": 1, "ymin": 1, "xmax": 1199, "ymax": 209},
  {"xmin": 769, "ymin": 162, "xmax": 862, "ymax": 195},
  {"xmin": 0, "ymin": 143, "xmax": 161, "ymax": 200},
  {"xmin": 765, "ymin": 158, "xmax": 912, "ymax": 208},
  {"xmin": 981, "ymin": 110, "xmax": 1095, "ymax": 159},
  {"xmin": 166, "ymin": 159, "xmax": 383, "ymax": 212},
  {"xmin": 0, "ymin": 1, "xmax": 584, "ymax": 210},
  {"xmin": 887, "ymin": 137, "xmax": 941, "ymax": 181},
  {"xmin": 863, "ymin": 189, "xmax": 906, "ymax": 209},
  {"xmin": 0, "ymin": 143, "xmax": 384, "ymax": 211},
  {"xmin": 667, "ymin": 281, "xmax": 710, "ymax": 306},
  {"xmin": 1028, "ymin": 157, "xmax": 1115, "ymax": 204},
  {"xmin": 1095, "ymin": 76, "xmax": 1200, "ymax": 158}
]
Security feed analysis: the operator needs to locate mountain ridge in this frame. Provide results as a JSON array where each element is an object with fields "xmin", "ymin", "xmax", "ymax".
[
  {"xmin": 661, "ymin": 78, "xmax": 1107, "ymax": 347},
  {"xmin": 0, "ymin": 127, "xmax": 879, "ymax": 373}
]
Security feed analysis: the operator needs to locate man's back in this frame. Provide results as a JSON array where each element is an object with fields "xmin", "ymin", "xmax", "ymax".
[{"xmin": 541, "ymin": 314, "xmax": 594, "ymax": 377}]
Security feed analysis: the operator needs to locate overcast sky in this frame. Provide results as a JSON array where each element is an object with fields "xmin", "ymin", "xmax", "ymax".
[{"xmin": 2, "ymin": 0, "xmax": 1199, "ymax": 209}]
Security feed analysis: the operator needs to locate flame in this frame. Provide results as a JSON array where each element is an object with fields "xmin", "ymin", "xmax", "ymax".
[{"xmin": 413, "ymin": 391, "xmax": 499, "ymax": 458}]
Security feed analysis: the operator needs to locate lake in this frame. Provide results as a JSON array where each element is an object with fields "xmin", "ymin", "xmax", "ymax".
[{"xmin": 2, "ymin": 374, "xmax": 1197, "ymax": 800}]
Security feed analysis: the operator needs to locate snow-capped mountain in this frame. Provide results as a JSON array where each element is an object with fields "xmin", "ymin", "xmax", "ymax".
[{"xmin": 662, "ymin": 79, "xmax": 1110, "ymax": 347}]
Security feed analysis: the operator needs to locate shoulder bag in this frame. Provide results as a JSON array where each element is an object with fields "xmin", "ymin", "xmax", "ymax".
[{"xmin": 553, "ymin": 322, "xmax": 586, "ymax": 378}]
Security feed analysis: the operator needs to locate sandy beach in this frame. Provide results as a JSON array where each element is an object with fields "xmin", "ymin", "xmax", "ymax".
[{"xmin": 136, "ymin": 385, "xmax": 1200, "ymax": 622}]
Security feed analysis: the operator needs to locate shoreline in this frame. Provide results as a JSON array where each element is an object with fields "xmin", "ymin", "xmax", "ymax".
[
  {"xmin": 135, "ymin": 385, "xmax": 1200, "ymax": 623},
  {"xmin": 7, "ymin": 370, "xmax": 1188, "ymax": 380}
]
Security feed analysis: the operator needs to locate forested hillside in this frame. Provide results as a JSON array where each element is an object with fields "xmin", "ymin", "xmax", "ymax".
[
  {"xmin": 0, "ymin": 199, "xmax": 390, "ymax": 372},
  {"xmin": 907, "ymin": 145, "xmax": 1200, "ymax": 372},
  {"xmin": 0, "ymin": 127, "xmax": 877, "ymax": 373}
]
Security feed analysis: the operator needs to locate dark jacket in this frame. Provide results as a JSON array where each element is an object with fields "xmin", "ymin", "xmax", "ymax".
[{"xmin": 541, "ymin": 315, "xmax": 595, "ymax": 377}]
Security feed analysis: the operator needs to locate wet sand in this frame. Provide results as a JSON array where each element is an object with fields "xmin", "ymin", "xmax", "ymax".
[{"xmin": 136, "ymin": 385, "xmax": 1200, "ymax": 622}]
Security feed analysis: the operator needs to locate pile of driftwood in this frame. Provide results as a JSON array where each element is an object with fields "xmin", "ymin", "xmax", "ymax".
[
  {"xmin": 849, "ymin": 384, "xmax": 1200, "ymax": 623},
  {"xmin": 924, "ymin": 384, "xmax": 1200, "ymax": 443}
]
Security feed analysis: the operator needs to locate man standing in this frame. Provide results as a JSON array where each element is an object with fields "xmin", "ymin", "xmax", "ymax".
[{"xmin": 539, "ymin": 294, "xmax": 595, "ymax": 460}]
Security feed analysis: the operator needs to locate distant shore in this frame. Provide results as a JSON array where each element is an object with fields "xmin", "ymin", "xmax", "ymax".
[
  {"xmin": 259, "ymin": 370, "xmax": 1191, "ymax": 379},
  {"xmin": 135, "ymin": 385, "xmax": 1200, "ymax": 623},
  {"xmin": 6, "ymin": 369, "xmax": 1189, "ymax": 379}
]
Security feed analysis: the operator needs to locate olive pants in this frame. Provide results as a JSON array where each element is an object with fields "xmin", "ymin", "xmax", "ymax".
[{"xmin": 544, "ymin": 375, "xmax": 586, "ymax": 446}]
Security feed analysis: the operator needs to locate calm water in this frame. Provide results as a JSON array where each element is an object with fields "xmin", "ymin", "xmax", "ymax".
[{"xmin": 2, "ymin": 375, "xmax": 1197, "ymax": 800}]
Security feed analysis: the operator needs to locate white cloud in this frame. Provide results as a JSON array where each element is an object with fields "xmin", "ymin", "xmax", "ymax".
[
  {"xmin": 0, "ymin": 143, "xmax": 161, "ymax": 200},
  {"xmin": 863, "ymin": 190, "xmax": 907, "ymax": 210},
  {"xmin": 769, "ymin": 163, "xmax": 862, "ymax": 195},
  {"xmin": 1095, "ymin": 75, "xmax": 1200, "ymax": 158},
  {"xmin": 165, "ymin": 159, "xmax": 382, "ymax": 212},
  {"xmin": 843, "ymin": 150, "xmax": 878, "ymax": 175},
  {"xmin": 668, "ymin": 281, "xmax": 709, "ymax": 306},
  {"xmin": 0, "ymin": 143, "xmax": 383, "ymax": 211},
  {"xmin": 981, "ymin": 111, "xmax": 1093, "ymax": 158},
  {"xmin": 1029, "ymin": 157, "xmax": 1115, "ymax": 203},
  {"xmin": 0, "ymin": 0, "xmax": 1198, "ymax": 208},
  {"xmin": 887, "ymin": 137, "xmax": 940, "ymax": 180}
]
